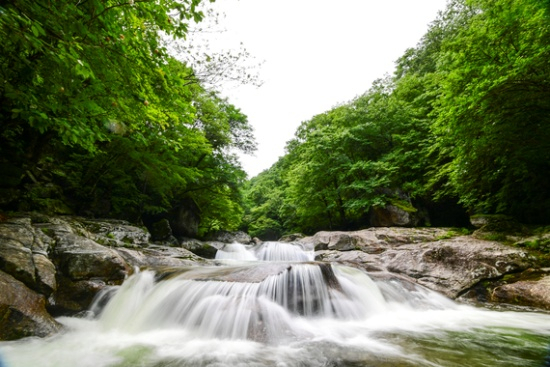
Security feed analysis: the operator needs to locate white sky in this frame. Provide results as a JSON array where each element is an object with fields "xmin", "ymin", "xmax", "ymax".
[{"xmin": 200, "ymin": 0, "xmax": 449, "ymax": 177}]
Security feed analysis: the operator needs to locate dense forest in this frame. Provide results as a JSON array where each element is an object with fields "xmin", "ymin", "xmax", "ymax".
[
  {"xmin": 242, "ymin": 0, "xmax": 550, "ymax": 239},
  {"xmin": 1, "ymin": 0, "xmax": 549, "ymax": 240},
  {"xmin": 0, "ymin": 0, "xmax": 255, "ymax": 236}
]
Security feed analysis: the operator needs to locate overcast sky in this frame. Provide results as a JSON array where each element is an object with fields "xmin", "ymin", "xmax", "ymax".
[{"xmin": 197, "ymin": 0, "xmax": 449, "ymax": 177}]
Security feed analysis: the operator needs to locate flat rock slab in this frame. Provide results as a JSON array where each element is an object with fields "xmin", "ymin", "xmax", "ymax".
[{"xmin": 156, "ymin": 263, "xmax": 291, "ymax": 283}]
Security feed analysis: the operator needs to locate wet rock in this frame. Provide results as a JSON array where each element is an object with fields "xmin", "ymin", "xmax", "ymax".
[
  {"xmin": 315, "ymin": 250, "xmax": 385, "ymax": 272},
  {"xmin": 306, "ymin": 228, "xmax": 542, "ymax": 306},
  {"xmin": 115, "ymin": 245, "xmax": 207, "ymax": 269},
  {"xmin": 180, "ymin": 239, "xmax": 219, "ymax": 259},
  {"xmin": 81, "ymin": 218, "xmax": 150, "ymax": 247},
  {"xmin": 379, "ymin": 237, "xmax": 533, "ymax": 298},
  {"xmin": 301, "ymin": 228, "xmax": 452, "ymax": 252},
  {"xmin": 168, "ymin": 199, "xmax": 201, "ymax": 238},
  {"xmin": 0, "ymin": 270, "xmax": 61, "ymax": 340},
  {"xmin": 51, "ymin": 277, "xmax": 107, "ymax": 315},
  {"xmin": 52, "ymin": 233, "xmax": 130, "ymax": 281},
  {"xmin": 370, "ymin": 204, "xmax": 417, "ymax": 227},
  {"xmin": 279, "ymin": 233, "xmax": 306, "ymax": 243},
  {"xmin": 204, "ymin": 230, "xmax": 252, "ymax": 244},
  {"xmin": 491, "ymin": 274, "xmax": 550, "ymax": 310},
  {"xmin": 32, "ymin": 253, "xmax": 56, "ymax": 295},
  {"xmin": 171, "ymin": 263, "xmax": 290, "ymax": 283},
  {"xmin": 149, "ymin": 219, "xmax": 173, "ymax": 241},
  {"xmin": 0, "ymin": 237, "xmax": 37, "ymax": 287}
]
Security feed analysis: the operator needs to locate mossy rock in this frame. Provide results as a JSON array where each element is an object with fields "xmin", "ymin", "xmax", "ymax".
[{"xmin": 471, "ymin": 214, "xmax": 529, "ymax": 243}]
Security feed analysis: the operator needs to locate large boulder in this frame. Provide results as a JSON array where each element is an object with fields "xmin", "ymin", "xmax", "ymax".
[
  {"xmin": 81, "ymin": 218, "xmax": 151, "ymax": 247},
  {"xmin": 52, "ymin": 233, "xmax": 130, "ymax": 281},
  {"xmin": 179, "ymin": 239, "xmax": 219, "ymax": 259},
  {"xmin": 305, "ymin": 228, "xmax": 542, "ymax": 306},
  {"xmin": 379, "ymin": 237, "xmax": 533, "ymax": 298},
  {"xmin": 0, "ymin": 270, "xmax": 60, "ymax": 340},
  {"xmin": 168, "ymin": 199, "xmax": 201, "ymax": 238},
  {"xmin": 49, "ymin": 233, "xmax": 130, "ymax": 314},
  {"xmin": 301, "ymin": 227, "xmax": 453, "ymax": 252},
  {"xmin": 115, "ymin": 245, "xmax": 209, "ymax": 269},
  {"xmin": 370, "ymin": 204, "xmax": 417, "ymax": 227},
  {"xmin": 490, "ymin": 273, "xmax": 550, "ymax": 310},
  {"xmin": 204, "ymin": 230, "xmax": 252, "ymax": 244}
]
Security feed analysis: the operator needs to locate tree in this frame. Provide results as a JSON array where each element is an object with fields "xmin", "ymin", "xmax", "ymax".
[
  {"xmin": 0, "ymin": 0, "xmax": 257, "ymax": 234},
  {"xmin": 433, "ymin": 0, "xmax": 550, "ymax": 222}
]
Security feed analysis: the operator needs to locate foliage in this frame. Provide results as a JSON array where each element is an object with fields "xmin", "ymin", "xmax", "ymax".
[
  {"xmin": 243, "ymin": 0, "xmax": 550, "ymax": 238},
  {"xmin": 432, "ymin": 0, "xmax": 550, "ymax": 222},
  {"xmin": 0, "ymin": 0, "xmax": 255, "ymax": 234}
]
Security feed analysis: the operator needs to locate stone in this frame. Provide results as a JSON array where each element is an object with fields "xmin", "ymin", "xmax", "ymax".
[
  {"xmin": 50, "ymin": 277, "xmax": 107, "ymax": 315},
  {"xmin": 33, "ymin": 253, "xmax": 57, "ymax": 296},
  {"xmin": 115, "ymin": 246, "xmax": 208, "ymax": 269},
  {"xmin": 379, "ymin": 237, "xmax": 533, "ymax": 298},
  {"xmin": 180, "ymin": 239, "xmax": 219, "ymax": 259},
  {"xmin": 149, "ymin": 219, "xmax": 173, "ymax": 241},
  {"xmin": 369, "ymin": 204, "xmax": 416, "ymax": 227},
  {"xmin": 52, "ymin": 233, "xmax": 129, "ymax": 281},
  {"xmin": 204, "ymin": 230, "xmax": 252, "ymax": 244},
  {"xmin": 491, "ymin": 275, "xmax": 550, "ymax": 310},
  {"xmin": 81, "ymin": 218, "xmax": 150, "ymax": 247},
  {"xmin": 279, "ymin": 233, "xmax": 306, "ymax": 242},
  {"xmin": 0, "ymin": 270, "xmax": 61, "ymax": 340},
  {"xmin": 168, "ymin": 199, "xmax": 201, "ymax": 238},
  {"xmin": 0, "ymin": 238, "xmax": 36, "ymax": 287}
]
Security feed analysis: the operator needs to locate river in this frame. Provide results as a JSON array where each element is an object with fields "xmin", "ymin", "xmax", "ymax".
[{"xmin": 1, "ymin": 241, "xmax": 549, "ymax": 366}]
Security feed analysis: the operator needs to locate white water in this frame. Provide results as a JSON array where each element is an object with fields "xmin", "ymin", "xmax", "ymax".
[{"xmin": 1, "ymin": 241, "xmax": 550, "ymax": 367}]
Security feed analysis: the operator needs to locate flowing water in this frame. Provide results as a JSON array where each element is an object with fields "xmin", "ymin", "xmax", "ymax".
[{"xmin": 1, "ymin": 241, "xmax": 550, "ymax": 367}]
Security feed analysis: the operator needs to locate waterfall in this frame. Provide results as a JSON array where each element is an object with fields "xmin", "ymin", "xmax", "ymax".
[{"xmin": 1, "ymin": 241, "xmax": 550, "ymax": 367}]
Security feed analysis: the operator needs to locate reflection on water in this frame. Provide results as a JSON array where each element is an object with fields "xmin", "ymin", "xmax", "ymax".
[{"xmin": 1, "ymin": 241, "xmax": 549, "ymax": 367}]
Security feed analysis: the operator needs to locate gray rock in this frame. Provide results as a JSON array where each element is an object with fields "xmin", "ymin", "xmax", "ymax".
[
  {"xmin": 279, "ymin": 233, "xmax": 306, "ymax": 242},
  {"xmin": 370, "ymin": 204, "xmax": 417, "ymax": 227},
  {"xmin": 304, "ymin": 228, "xmax": 539, "ymax": 303},
  {"xmin": 301, "ymin": 227, "xmax": 450, "ymax": 252},
  {"xmin": 379, "ymin": 237, "xmax": 533, "ymax": 298},
  {"xmin": 115, "ymin": 246, "xmax": 208, "ymax": 269},
  {"xmin": 52, "ymin": 233, "xmax": 130, "ymax": 281},
  {"xmin": 0, "ymin": 270, "xmax": 61, "ymax": 340},
  {"xmin": 149, "ymin": 219, "xmax": 173, "ymax": 241},
  {"xmin": 0, "ymin": 238, "xmax": 36, "ymax": 287},
  {"xmin": 180, "ymin": 239, "xmax": 219, "ymax": 259},
  {"xmin": 491, "ymin": 274, "xmax": 550, "ymax": 310},
  {"xmin": 81, "ymin": 218, "xmax": 151, "ymax": 247},
  {"xmin": 168, "ymin": 199, "xmax": 201, "ymax": 238},
  {"xmin": 33, "ymin": 253, "xmax": 57, "ymax": 296},
  {"xmin": 51, "ymin": 277, "xmax": 108, "ymax": 315},
  {"xmin": 205, "ymin": 230, "xmax": 252, "ymax": 244}
]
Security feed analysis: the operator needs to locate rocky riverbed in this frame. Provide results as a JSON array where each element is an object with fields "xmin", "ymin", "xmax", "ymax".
[{"xmin": 0, "ymin": 213, "xmax": 549, "ymax": 340}]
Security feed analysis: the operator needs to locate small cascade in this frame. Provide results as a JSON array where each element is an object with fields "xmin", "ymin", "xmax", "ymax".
[
  {"xmin": 2, "ymin": 240, "xmax": 550, "ymax": 367},
  {"xmin": 255, "ymin": 241, "xmax": 314, "ymax": 261},
  {"xmin": 214, "ymin": 242, "xmax": 257, "ymax": 261},
  {"xmin": 214, "ymin": 241, "xmax": 314, "ymax": 262},
  {"xmin": 92, "ymin": 261, "xmax": 388, "ymax": 341}
]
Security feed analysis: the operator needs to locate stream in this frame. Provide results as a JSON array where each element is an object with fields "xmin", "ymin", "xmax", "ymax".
[{"xmin": 1, "ymin": 241, "xmax": 549, "ymax": 366}]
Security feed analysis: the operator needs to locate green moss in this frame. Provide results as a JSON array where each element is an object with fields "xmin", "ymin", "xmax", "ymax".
[
  {"xmin": 436, "ymin": 228, "xmax": 471, "ymax": 240},
  {"xmin": 389, "ymin": 198, "xmax": 417, "ymax": 213},
  {"xmin": 479, "ymin": 232, "xmax": 508, "ymax": 242}
]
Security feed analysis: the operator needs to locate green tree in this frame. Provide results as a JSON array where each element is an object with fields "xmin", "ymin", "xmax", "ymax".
[
  {"xmin": 0, "ymin": 0, "xmax": 257, "ymax": 234},
  {"xmin": 433, "ymin": 0, "xmax": 550, "ymax": 222}
]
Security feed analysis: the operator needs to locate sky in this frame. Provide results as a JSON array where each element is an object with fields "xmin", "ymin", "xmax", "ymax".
[{"xmin": 195, "ymin": 0, "xmax": 449, "ymax": 177}]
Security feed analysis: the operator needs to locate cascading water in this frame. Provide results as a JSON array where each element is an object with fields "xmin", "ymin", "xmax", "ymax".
[{"xmin": 1, "ymin": 241, "xmax": 550, "ymax": 367}]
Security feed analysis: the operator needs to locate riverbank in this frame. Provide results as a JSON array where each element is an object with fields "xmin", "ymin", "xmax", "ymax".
[{"xmin": 0, "ymin": 213, "xmax": 549, "ymax": 340}]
